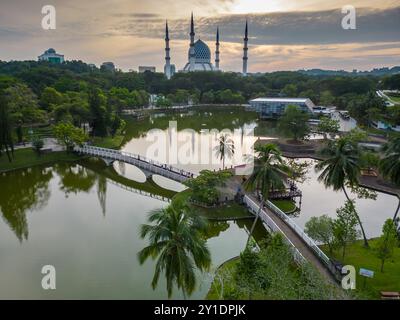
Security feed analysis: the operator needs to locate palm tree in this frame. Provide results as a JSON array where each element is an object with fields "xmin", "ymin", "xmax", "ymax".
[
  {"xmin": 214, "ymin": 133, "xmax": 235, "ymax": 169},
  {"xmin": 243, "ymin": 143, "xmax": 289, "ymax": 245},
  {"xmin": 138, "ymin": 203, "xmax": 211, "ymax": 298},
  {"xmin": 379, "ymin": 137, "xmax": 400, "ymax": 220},
  {"xmin": 315, "ymin": 138, "xmax": 369, "ymax": 247}
]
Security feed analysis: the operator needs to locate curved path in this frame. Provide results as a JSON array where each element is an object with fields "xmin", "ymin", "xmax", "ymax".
[{"xmin": 243, "ymin": 194, "xmax": 339, "ymax": 284}]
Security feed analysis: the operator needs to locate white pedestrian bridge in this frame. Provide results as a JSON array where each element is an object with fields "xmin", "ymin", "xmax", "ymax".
[{"xmin": 74, "ymin": 145, "xmax": 195, "ymax": 183}]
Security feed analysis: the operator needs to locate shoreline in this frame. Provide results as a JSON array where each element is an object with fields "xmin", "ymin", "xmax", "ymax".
[
  {"xmin": 0, "ymin": 149, "xmax": 83, "ymax": 174},
  {"xmin": 255, "ymin": 137, "xmax": 400, "ymax": 199},
  {"xmin": 281, "ymin": 150, "xmax": 400, "ymax": 199}
]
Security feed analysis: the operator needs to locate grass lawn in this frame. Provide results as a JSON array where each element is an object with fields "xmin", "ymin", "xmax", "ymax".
[
  {"xmin": 387, "ymin": 94, "xmax": 400, "ymax": 104},
  {"xmin": 92, "ymin": 135, "xmax": 124, "ymax": 149},
  {"xmin": 0, "ymin": 148, "xmax": 81, "ymax": 172},
  {"xmin": 321, "ymin": 239, "xmax": 400, "ymax": 299},
  {"xmin": 271, "ymin": 199, "xmax": 297, "ymax": 213},
  {"xmin": 172, "ymin": 190, "xmax": 252, "ymax": 219}
]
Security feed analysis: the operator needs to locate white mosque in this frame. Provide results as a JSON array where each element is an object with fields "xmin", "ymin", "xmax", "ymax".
[{"xmin": 164, "ymin": 13, "xmax": 249, "ymax": 79}]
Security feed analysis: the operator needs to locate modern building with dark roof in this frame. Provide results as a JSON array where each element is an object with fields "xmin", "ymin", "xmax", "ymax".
[{"xmin": 249, "ymin": 97, "xmax": 316, "ymax": 119}]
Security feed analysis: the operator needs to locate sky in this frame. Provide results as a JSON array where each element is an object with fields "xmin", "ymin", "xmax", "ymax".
[{"xmin": 0, "ymin": 0, "xmax": 399, "ymax": 72}]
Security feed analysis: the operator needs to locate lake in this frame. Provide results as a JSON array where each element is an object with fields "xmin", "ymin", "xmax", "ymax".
[{"xmin": 0, "ymin": 106, "xmax": 397, "ymax": 299}]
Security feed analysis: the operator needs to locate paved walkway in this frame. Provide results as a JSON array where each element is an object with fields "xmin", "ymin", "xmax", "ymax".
[
  {"xmin": 246, "ymin": 193, "xmax": 338, "ymax": 284},
  {"xmin": 14, "ymin": 138, "xmax": 64, "ymax": 152}
]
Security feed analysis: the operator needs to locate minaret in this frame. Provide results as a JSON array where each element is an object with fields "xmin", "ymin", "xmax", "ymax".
[
  {"xmin": 215, "ymin": 27, "xmax": 220, "ymax": 71},
  {"xmin": 189, "ymin": 12, "xmax": 196, "ymax": 71},
  {"xmin": 164, "ymin": 20, "xmax": 171, "ymax": 79},
  {"xmin": 242, "ymin": 20, "xmax": 248, "ymax": 76}
]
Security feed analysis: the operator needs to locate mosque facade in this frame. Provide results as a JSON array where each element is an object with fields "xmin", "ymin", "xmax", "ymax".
[{"xmin": 164, "ymin": 13, "xmax": 249, "ymax": 79}]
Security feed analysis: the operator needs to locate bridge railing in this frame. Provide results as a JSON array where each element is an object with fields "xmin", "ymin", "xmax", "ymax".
[
  {"xmin": 265, "ymin": 199, "xmax": 340, "ymax": 279},
  {"xmin": 75, "ymin": 145, "xmax": 195, "ymax": 179},
  {"xmin": 243, "ymin": 195, "xmax": 305, "ymax": 265}
]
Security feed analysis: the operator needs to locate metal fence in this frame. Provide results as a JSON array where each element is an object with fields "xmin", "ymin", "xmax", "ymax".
[
  {"xmin": 243, "ymin": 195, "xmax": 305, "ymax": 265},
  {"xmin": 265, "ymin": 199, "xmax": 339, "ymax": 278}
]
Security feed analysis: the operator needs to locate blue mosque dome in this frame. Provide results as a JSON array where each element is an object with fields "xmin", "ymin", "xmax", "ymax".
[
  {"xmin": 184, "ymin": 38, "xmax": 214, "ymax": 71},
  {"xmin": 191, "ymin": 39, "xmax": 211, "ymax": 62}
]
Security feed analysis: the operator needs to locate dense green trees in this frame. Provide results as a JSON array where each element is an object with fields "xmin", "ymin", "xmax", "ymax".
[
  {"xmin": 53, "ymin": 122, "xmax": 87, "ymax": 151},
  {"xmin": 317, "ymin": 117, "xmax": 340, "ymax": 140},
  {"xmin": 333, "ymin": 201, "xmax": 360, "ymax": 259},
  {"xmin": 0, "ymin": 60, "xmax": 391, "ymax": 110},
  {"xmin": 375, "ymin": 219, "xmax": 398, "ymax": 272},
  {"xmin": 278, "ymin": 105, "xmax": 310, "ymax": 141},
  {"xmin": 0, "ymin": 91, "xmax": 14, "ymax": 161},
  {"xmin": 184, "ymin": 170, "xmax": 232, "ymax": 205},
  {"xmin": 0, "ymin": 60, "xmax": 397, "ymax": 149},
  {"xmin": 217, "ymin": 234, "xmax": 346, "ymax": 300},
  {"xmin": 88, "ymin": 87, "xmax": 108, "ymax": 137},
  {"xmin": 305, "ymin": 215, "xmax": 335, "ymax": 253},
  {"xmin": 4, "ymin": 83, "xmax": 46, "ymax": 124}
]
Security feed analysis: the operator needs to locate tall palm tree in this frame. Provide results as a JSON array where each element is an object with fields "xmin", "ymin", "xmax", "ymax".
[
  {"xmin": 315, "ymin": 138, "xmax": 369, "ymax": 247},
  {"xmin": 243, "ymin": 143, "xmax": 289, "ymax": 245},
  {"xmin": 214, "ymin": 133, "xmax": 235, "ymax": 169},
  {"xmin": 138, "ymin": 203, "xmax": 211, "ymax": 298},
  {"xmin": 379, "ymin": 137, "xmax": 400, "ymax": 220}
]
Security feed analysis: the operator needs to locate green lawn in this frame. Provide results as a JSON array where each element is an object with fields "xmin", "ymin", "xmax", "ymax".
[
  {"xmin": 321, "ymin": 239, "xmax": 400, "ymax": 299},
  {"xmin": 0, "ymin": 148, "xmax": 81, "ymax": 172},
  {"xmin": 172, "ymin": 190, "xmax": 252, "ymax": 219},
  {"xmin": 387, "ymin": 94, "xmax": 400, "ymax": 104},
  {"xmin": 91, "ymin": 135, "xmax": 124, "ymax": 149},
  {"xmin": 271, "ymin": 199, "xmax": 297, "ymax": 213}
]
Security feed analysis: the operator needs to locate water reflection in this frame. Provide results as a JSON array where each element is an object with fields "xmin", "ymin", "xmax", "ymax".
[
  {"xmin": 54, "ymin": 163, "xmax": 97, "ymax": 196},
  {"xmin": 0, "ymin": 161, "xmax": 267, "ymax": 298},
  {"xmin": 0, "ymin": 167, "xmax": 52, "ymax": 241}
]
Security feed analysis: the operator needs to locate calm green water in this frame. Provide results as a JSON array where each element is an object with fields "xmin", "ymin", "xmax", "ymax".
[
  {"xmin": 0, "ymin": 161, "xmax": 261, "ymax": 299},
  {"xmin": 119, "ymin": 106, "xmax": 399, "ymax": 238},
  {"xmin": 0, "ymin": 106, "xmax": 398, "ymax": 299}
]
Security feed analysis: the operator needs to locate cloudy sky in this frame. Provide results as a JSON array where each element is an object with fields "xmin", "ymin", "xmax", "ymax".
[{"xmin": 0, "ymin": 0, "xmax": 399, "ymax": 72}]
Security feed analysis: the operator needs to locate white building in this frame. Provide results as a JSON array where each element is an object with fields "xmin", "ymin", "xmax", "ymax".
[
  {"xmin": 249, "ymin": 98, "xmax": 316, "ymax": 119},
  {"xmin": 38, "ymin": 48, "xmax": 64, "ymax": 63}
]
